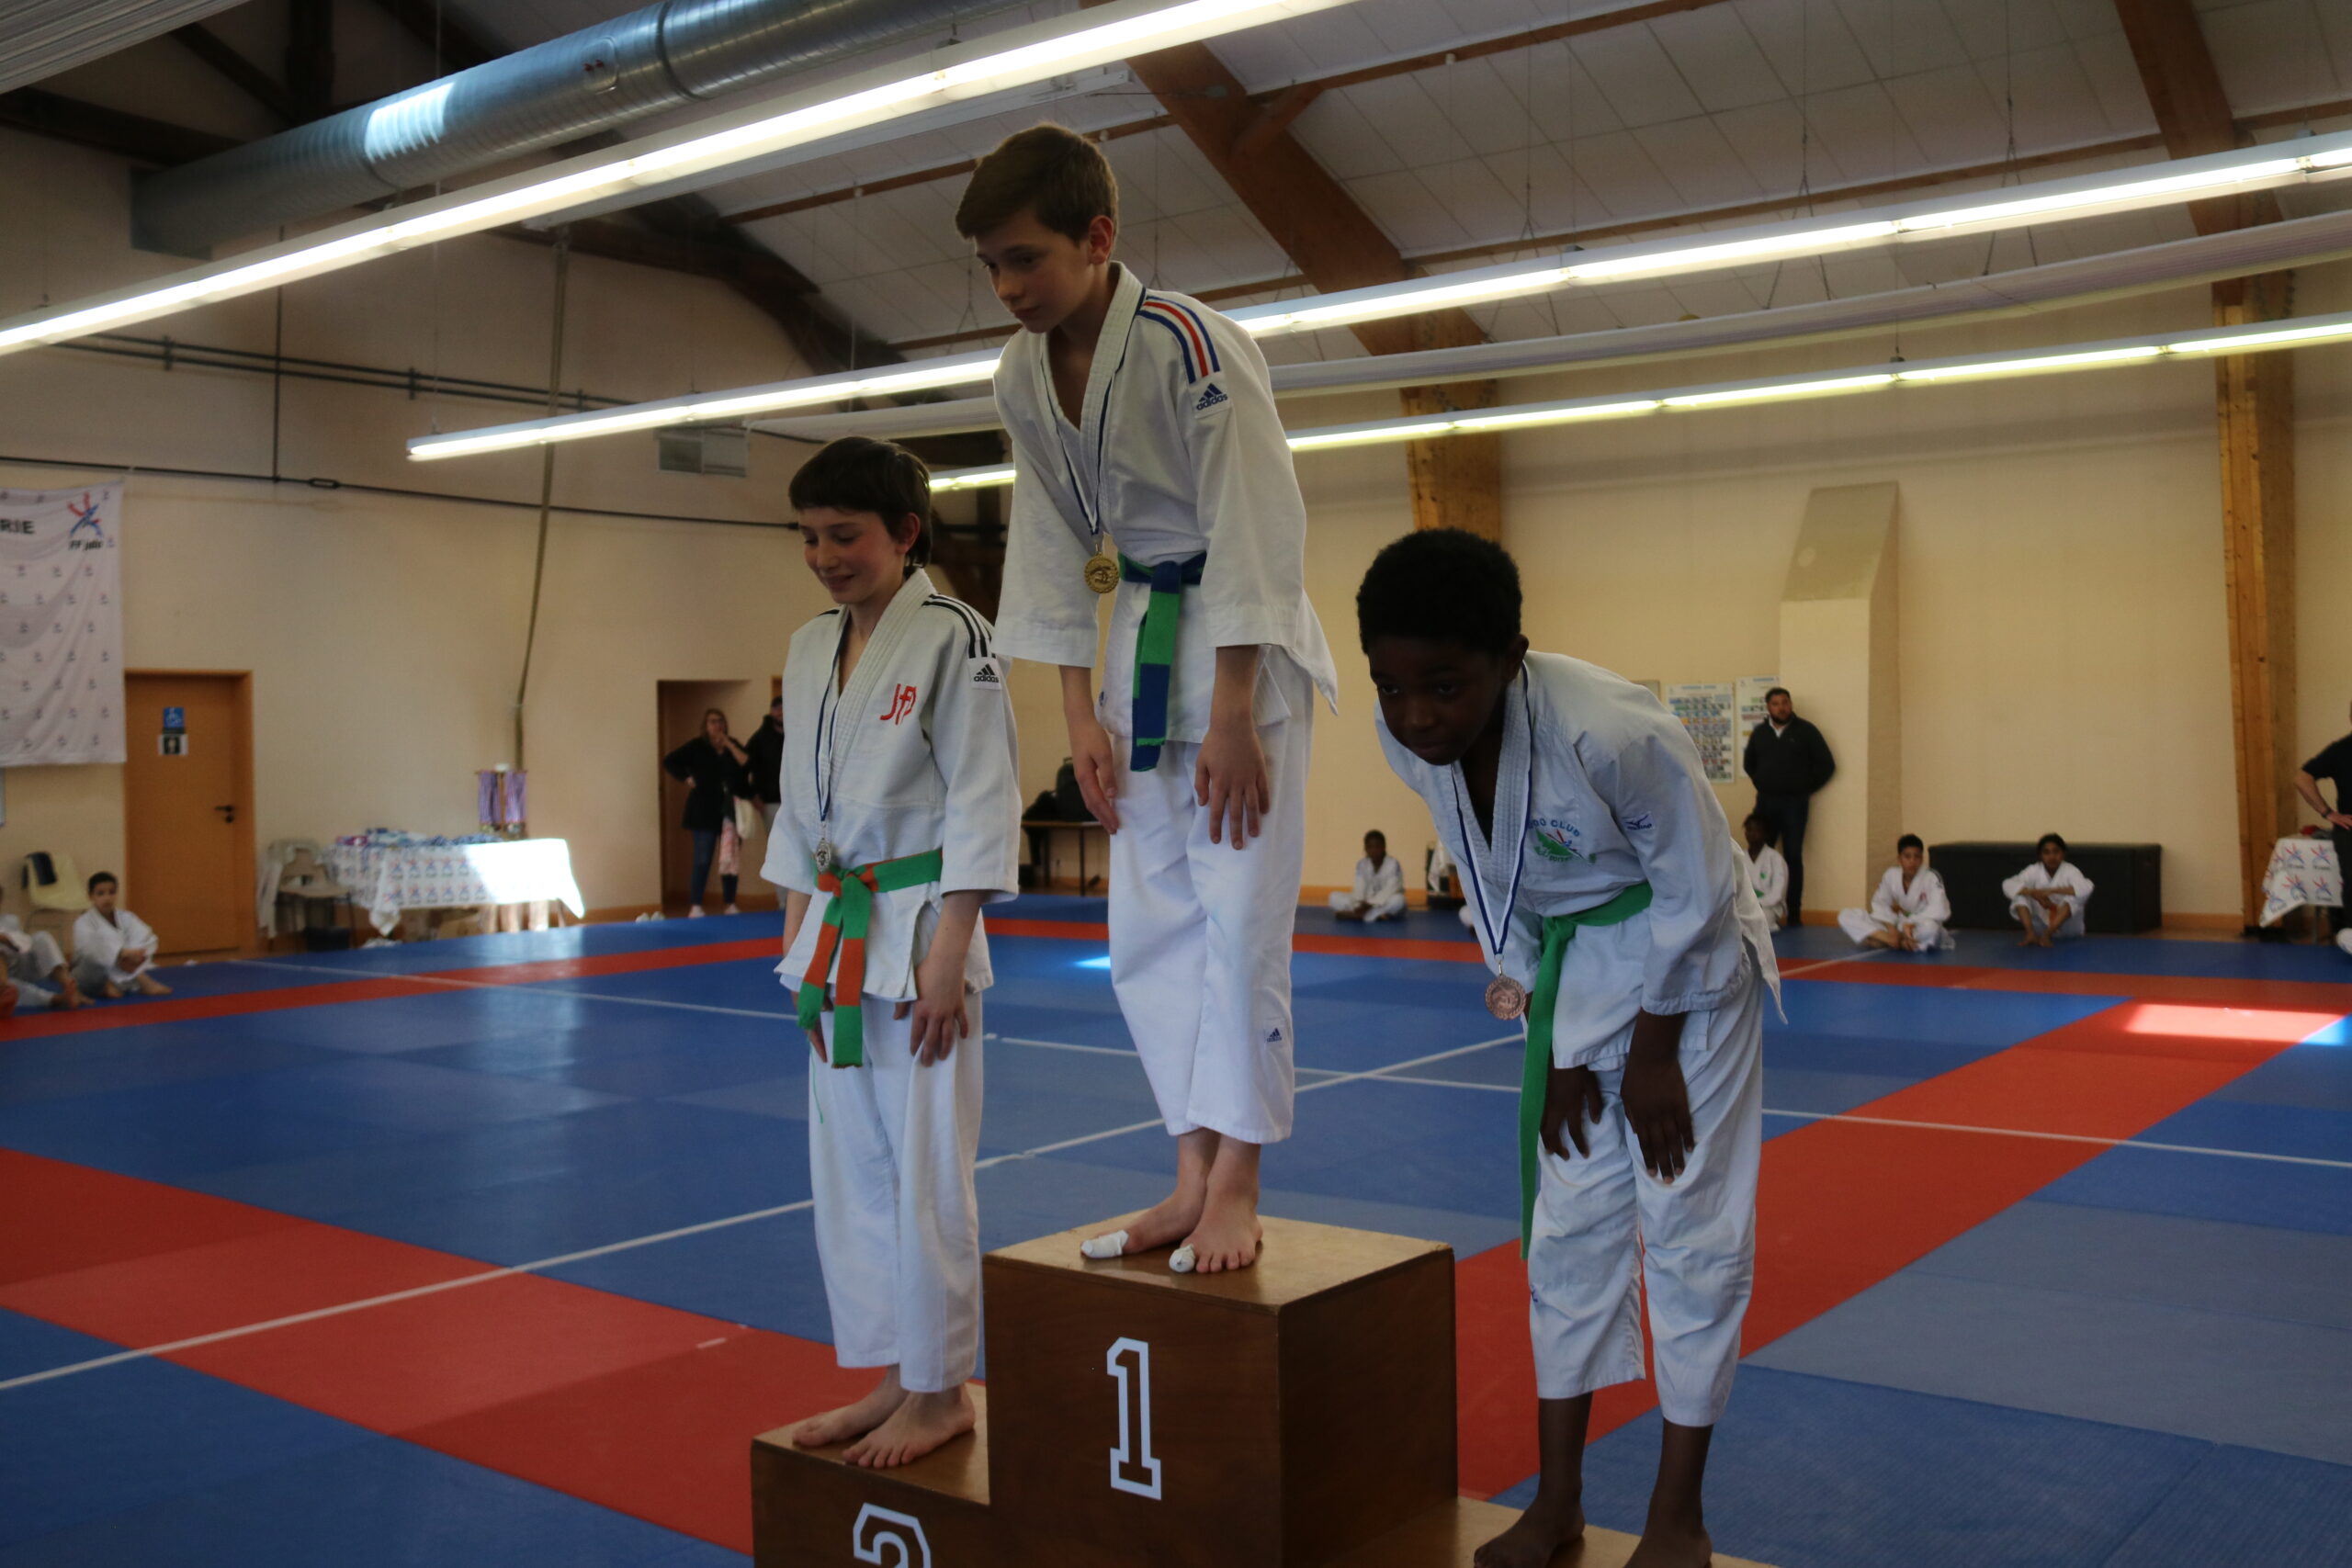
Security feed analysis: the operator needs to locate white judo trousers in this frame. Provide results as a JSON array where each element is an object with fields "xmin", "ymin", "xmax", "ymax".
[
  {"xmin": 806, "ymin": 993, "xmax": 985, "ymax": 1393},
  {"xmin": 1108, "ymin": 702, "xmax": 1313, "ymax": 1146},
  {"xmin": 1528, "ymin": 965, "xmax": 1764, "ymax": 1426}
]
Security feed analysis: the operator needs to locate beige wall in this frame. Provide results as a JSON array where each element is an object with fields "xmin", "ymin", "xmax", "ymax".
[
  {"xmin": 0, "ymin": 128, "xmax": 832, "ymax": 924},
  {"xmin": 9, "ymin": 121, "xmax": 2352, "ymax": 924}
]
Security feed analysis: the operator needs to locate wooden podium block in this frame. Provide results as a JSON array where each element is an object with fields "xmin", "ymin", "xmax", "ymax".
[
  {"xmin": 752, "ymin": 1386, "xmax": 1009, "ymax": 1568},
  {"xmin": 750, "ymin": 1214, "xmax": 1783, "ymax": 1568},
  {"xmin": 983, "ymin": 1214, "xmax": 1457, "ymax": 1568}
]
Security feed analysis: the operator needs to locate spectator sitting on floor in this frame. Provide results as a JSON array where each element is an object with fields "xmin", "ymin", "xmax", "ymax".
[
  {"xmin": 1329, "ymin": 829, "xmax": 1408, "ymax": 922},
  {"xmin": 1742, "ymin": 813, "xmax": 1789, "ymax": 931},
  {"xmin": 2, "ymin": 912, "xmax": 85, "ymax": 1010},
  {"xmin": 2003, "ymin": 834, "xmax": 2093, "ymax": 949},
  {"xmin": 1838, "ymin": 833, "xmax": 1952, "ymax": 952},
  {"xmin": 73, "ymin": 873, "xmax": 170, "ymax": 998}
]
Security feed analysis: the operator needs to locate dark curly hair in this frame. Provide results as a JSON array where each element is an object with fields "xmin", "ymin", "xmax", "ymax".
[{"xmin": 1355, "ymin": 528, "xmax": 1522, "ymax": 656}]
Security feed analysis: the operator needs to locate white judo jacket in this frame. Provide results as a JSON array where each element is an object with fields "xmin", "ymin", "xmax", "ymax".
[
  {"xmin": 74, "ymin": 906, "xmax": 157, "ymax": 976},
  {"xmin": 1379, "ymin": 653, "xmax": 1781, "ymax": 1068},
  {"xmin": 763, "ymin": 570, "xmax": 1022, "ymax": 1002},
  {"xmin": 991, "ymin": 264, "xmax": 1337, "ymax": 739},
  {"xmin": 1871, "ymin": 867, "xmax": 1951, "ymax": 935}
]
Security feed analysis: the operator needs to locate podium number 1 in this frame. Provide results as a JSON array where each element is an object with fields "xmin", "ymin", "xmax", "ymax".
[{"xmin": 1106, "ymin": 1337, "xmax": 1163, "ymax": 1499}]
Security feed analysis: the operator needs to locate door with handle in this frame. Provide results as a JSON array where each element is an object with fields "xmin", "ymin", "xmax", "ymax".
[{"xmin": 125, "ymin": 673, "xmax": 253, "ymax": 954}]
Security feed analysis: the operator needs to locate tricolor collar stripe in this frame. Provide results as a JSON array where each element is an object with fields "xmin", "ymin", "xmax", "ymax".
[{"xmin": 1141, "ymin": 297, "xmax": 1220, "ymax": 375}]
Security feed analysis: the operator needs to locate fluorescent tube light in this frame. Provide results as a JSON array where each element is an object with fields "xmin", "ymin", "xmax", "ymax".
[
  {"xmin": 1894, "ymin": 345, "xmax": 2163, "ymax": 381},
  {"xmin": 401, "ymin": 130, "xmax": 2352, "ymax": 462},
  {"xmin": 1285, "ymin": 419, "xmax": 1455, "ymax": 450},
  {"xmin": 0, "ymin": 0, "xmax": 1363, "ymax": 359},
  {"xmin": 1662, "ymin": 374, "xmax": 1895, "ymax": 408},
  {"xmin": 2164, "ymin": 319, "xmax": 2352, "ymax": 353},
  {"xmin": 1451, "ymin": 400, "xmax": 1662, "ymax": 430},
  {"xmin": 933, "ymin": 467, "xmax": 1018, "ymax": 491}
]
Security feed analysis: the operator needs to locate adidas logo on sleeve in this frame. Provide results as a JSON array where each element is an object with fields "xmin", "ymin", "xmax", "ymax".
[{"xmin": 1193, "ymin": 382, "xmax": 1228, "ymax": 414}]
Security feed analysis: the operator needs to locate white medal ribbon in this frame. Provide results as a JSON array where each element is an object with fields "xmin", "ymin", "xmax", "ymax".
[{"xmin": 1450, "ymin": 671, "xmax": 1535, "ymax": 970}]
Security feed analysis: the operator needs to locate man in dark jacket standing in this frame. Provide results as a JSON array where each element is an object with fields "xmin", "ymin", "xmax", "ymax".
[
  {"xmin": 1744, "ymin": 687, "xmax": 1836, "ymax": 924},
  {"xmin": 743, "ymin": 694, "xmax": 786, "ymax": 828}
]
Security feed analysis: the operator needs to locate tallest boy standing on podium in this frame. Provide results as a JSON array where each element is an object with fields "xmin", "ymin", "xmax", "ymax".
[{"xmin": 960, "ymin": 125, "xmax": 1336, "ymax": 1274}]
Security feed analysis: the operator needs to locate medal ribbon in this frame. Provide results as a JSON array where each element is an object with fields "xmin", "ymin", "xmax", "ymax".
[
  {"xmin": 1119, "ymin": 551, "xmax": 1206, "ymax": 773},
  {"xmin": 796, "ymin": 847, "xmax": 945, "ymax": 1067},
  {"xmin": 1516, "ymin": 881, "xmax": 1655, "ymax": 1255}
]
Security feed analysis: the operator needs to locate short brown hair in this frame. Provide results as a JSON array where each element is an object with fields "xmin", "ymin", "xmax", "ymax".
[
  {"xmin": 789, "ymin": 437, "xmax": 933, "ymax": 570},
  {"xmin": 956, "ymin": 123, "xmax": 1117, "ymax": 242}
]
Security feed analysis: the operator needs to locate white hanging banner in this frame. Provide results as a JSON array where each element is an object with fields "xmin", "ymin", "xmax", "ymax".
[{"xmin": 0, "ymin": 483, "xmax": 125, "ymax": 767}]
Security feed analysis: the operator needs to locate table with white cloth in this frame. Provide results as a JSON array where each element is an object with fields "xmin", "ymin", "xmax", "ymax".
[
  {"xmin": 2257, "ymin": 835, "xmax": 2342, "ymax": 931},
  {"xmin": 327, "ymin": 837, "xmax": 587, "ymax": 935}
]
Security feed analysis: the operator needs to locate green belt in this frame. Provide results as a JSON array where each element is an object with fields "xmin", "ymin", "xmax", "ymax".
[
  {"xmin": 1119, "ymin": 551, "xmax": 1205, "ymax": 773},
  {"xmin": 1517, "ymin": 880, "xmax": 1654, "ymax": 1254},
  {"xmin": 795, "ymin": 847, "xmax": 944, "ymax": 1067}
]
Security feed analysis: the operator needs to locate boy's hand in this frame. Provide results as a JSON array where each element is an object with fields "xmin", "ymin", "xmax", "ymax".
[
  {"xmin": 1067, "ymin": 711, "xmax": 1122, "ymax": 833},
  {"xmin": 120, "ymin": 947, "xmax": 149, "ymax": 968},
  {"xmin": 1195, "ymin": 719, "xmax": 1268, "ymax": 849},
  {"xmin": 1623, "ymin": 1010, "xmax": 1696, "ymax": 1181},
  {"xmin": 806, "ymin": 1018, "xmax": 829, "ymax": 1063},
  {"xmin": 895, "ymin": 942, "xmax": 971, "ymax": 1064},
  {"xmin": 1542, "ymin": 1064, "xmax": 1607, "ymax": 1159}
]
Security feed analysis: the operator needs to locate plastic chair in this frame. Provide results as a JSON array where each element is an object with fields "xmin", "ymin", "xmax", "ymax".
[{"xmin": 20, "ymin": 852, "xmax": 89, "ymax": 953}]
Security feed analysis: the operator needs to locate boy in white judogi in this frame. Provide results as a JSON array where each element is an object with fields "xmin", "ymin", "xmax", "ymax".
[
  {"xmin": 1359, "ymin": 530, "xmax": 1776, "ymax": 1568},
  {"xmin": 1838, "ymin": 833, "xmax": 1952, "ymax": 951},
  {"xmin": 961, "ymin": 126, "xmax": 1336, "ymax": 1275},
  {"xmin": 1329, "ymin": 829, "xmax": 1407, "ymax": 921},
  {"xmin": 1741, "ymin": 814, "xmax": 1789, "ymax": 931},
  {"xmin": 2005, "ymin": 833, "xmax": 2093, "ymax": 947},
  {"xmin": 770, "ymin": 439, "xmax": 1021, "ymax": 1472},
  {"xmin": 73, "ymin": 874, "xmax": 170, "ymax": 998}
]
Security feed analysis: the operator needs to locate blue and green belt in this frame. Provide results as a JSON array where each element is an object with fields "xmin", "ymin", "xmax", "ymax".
[
  {"xmin": 1121, "ymin": 551, "xmax": 1206, "ymax": 773},
  {"xmin": 1515, "ymin": 881, "xmax": 1654, "ymax": 1253}
]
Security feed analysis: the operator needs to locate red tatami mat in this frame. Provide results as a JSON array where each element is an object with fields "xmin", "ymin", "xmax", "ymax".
[{"xmin": 1451, "ymin": 998, "xmax": 2319, "ymax": 1497}]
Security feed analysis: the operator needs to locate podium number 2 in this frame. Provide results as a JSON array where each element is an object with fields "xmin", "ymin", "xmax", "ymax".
[
  {"xmin": 1106, "ymin": 1337, "xmax": 1163, "ymax": 1499},
  {"xmin": 852, "ymin": 1504, "xmax": 931, "ymax": 1568}
]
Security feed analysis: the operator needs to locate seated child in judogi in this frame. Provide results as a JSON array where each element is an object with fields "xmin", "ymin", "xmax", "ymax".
[
  {"xmin": 1357, "ymin": 529, "xmax": 1778, "ymax": 1568},
  {"xmin": 1741, "ymin": 813, "xmax": 1788, "ymax": 931},
  {"xmin": 1838, "ymin": 833, "xmax": 1952, "ymax": 951},
  {"xmin": 2004, "ymin": 833, "xmax": 2093, "ymax": 947},
  {"xmin": 1329, "ymin": 829, "xmax": 1407, "ymax": 921},
  {"xmin": 2, "ymin": 914, "xmax": 84, "ymax": 1010},
  {"xmin": 772, "ymin": 438, "xmax": 1022, "ymax": 1472},
  {"xmin": 72, "ymin": 874, "xmax": 170, "ymax": 998}
]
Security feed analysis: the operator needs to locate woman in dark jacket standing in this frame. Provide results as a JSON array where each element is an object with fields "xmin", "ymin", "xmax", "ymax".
[{"xmin": 664, "ymin": 708, "xmax": 752, "ymax": 916}]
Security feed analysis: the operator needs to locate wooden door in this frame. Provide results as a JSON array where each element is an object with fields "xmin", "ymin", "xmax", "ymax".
[{"xmin": 124, "ymin": 671, "xmax": 253, "ymax": 955}]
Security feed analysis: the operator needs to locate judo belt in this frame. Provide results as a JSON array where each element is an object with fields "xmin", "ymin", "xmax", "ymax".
[
  {"xmin": 1120, "ymin": 551, "xmax": 1206, "ymax": 773},
  {"xmin": 1517, "ymin": 880, "xmax": 1655, "ymax": 1254},
  {"xmin": 796, "ymin": 848, "xmax": 944, "ymax": 1067}
]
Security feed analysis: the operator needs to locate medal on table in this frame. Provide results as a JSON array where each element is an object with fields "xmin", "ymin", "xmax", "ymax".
[{"xmin": 1452, "ymin": 673, "xmax": 1535, "ymax": 1021}]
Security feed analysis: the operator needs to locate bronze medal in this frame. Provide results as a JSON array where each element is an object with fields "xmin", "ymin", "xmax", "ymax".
[
  {"xmin": 1082, "ymin": 552, "xmax": 1121, "ymax": 595},
  {"xmin": 1484, "ymin": 974, "xmax": 1528, "ymax": 1021}
]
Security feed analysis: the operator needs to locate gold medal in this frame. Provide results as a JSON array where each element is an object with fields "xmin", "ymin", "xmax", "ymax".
[
  {"xmin": 1082, "ymin": 552, "xmax": 1120, "ymax": 595},
  {"xmin": 1484, "ymin": 974, "xmax": 1528, "ymax": 1021}
]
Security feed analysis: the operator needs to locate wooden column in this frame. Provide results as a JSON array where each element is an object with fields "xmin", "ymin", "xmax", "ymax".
[
  {"xmin": 2115, "ymin": 0, "xmax": 2298, "ymax": 924},
  {"xmin": 2214, "ymin": 274, "xmax": 2299, "ymax": 925}
]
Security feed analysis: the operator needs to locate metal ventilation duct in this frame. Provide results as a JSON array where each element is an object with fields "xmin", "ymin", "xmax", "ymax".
[
  {"xmin": 0, "ymin": 0, "xmax": 248, "ymax": 96},
  {"xmin": 134, "ymin": 0, "xmax": 1008, "ymax": 255}
]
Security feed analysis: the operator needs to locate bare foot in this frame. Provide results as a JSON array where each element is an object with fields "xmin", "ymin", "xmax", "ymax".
[
  {"xmin": 1184, "ymin": 1181, "xmax": 1263, "ymax": 1274},
  {"xmin": 786, "ymin": 1371, "xmax": 906, "ymax": 1451},
  {"xmin": 134, "ymin": 975, "xmax": 172, "ymax": 997},
  {"xmin": 99, "ymin": 981, "xmax": 122, "ymax": 999},
  {"xmin": 1474, "ymin": 1494, "xmax": 1584, "ymax": 1568},
  {"xmin": 1108, "ymin": 1182, "xmax": 1207, "ymax": 1257},
  {"xmin": 1625, "ymin": 1517, "xmax": 1711, "ymax": 1566},
  {"xmin": 844, "ymin": 1385, "xmax": 975, "ymax": 1469}
]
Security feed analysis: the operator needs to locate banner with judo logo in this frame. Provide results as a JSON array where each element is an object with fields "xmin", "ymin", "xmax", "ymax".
[{"xmin": 0, "ymin": 483, "xmax": 125, "ymax": 767}]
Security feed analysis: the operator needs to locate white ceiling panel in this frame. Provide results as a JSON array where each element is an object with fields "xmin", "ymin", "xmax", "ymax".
[
  {"xmin": 1632, "ymin": 115, "xmax": 1773, "ymax": 208},
  {"xmin": 1834, "ymin": 0, "xmax": 1973, "ymax": 79},
  {"xmin": 1794, "ymin": 81, "xmax": 1925, "ymax": 183},
  {"xmin": 1646, "ymin": 6, "xmax": 1792, "ymax": 113},
  {"xmin": 2200, "ymin": 0, "xmax": 2346, "ymax": 112},
  {"xmin": 1883, "ymin": 61, "xmax": 2014, "ymax": 167},
  {"xmin": 1572, "ymin": 23, "xmax": 1708, "ymax": 128},
  {"xmin": 1736, "ymin": 0, "xmax": 1880, "ymax": 96}
]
